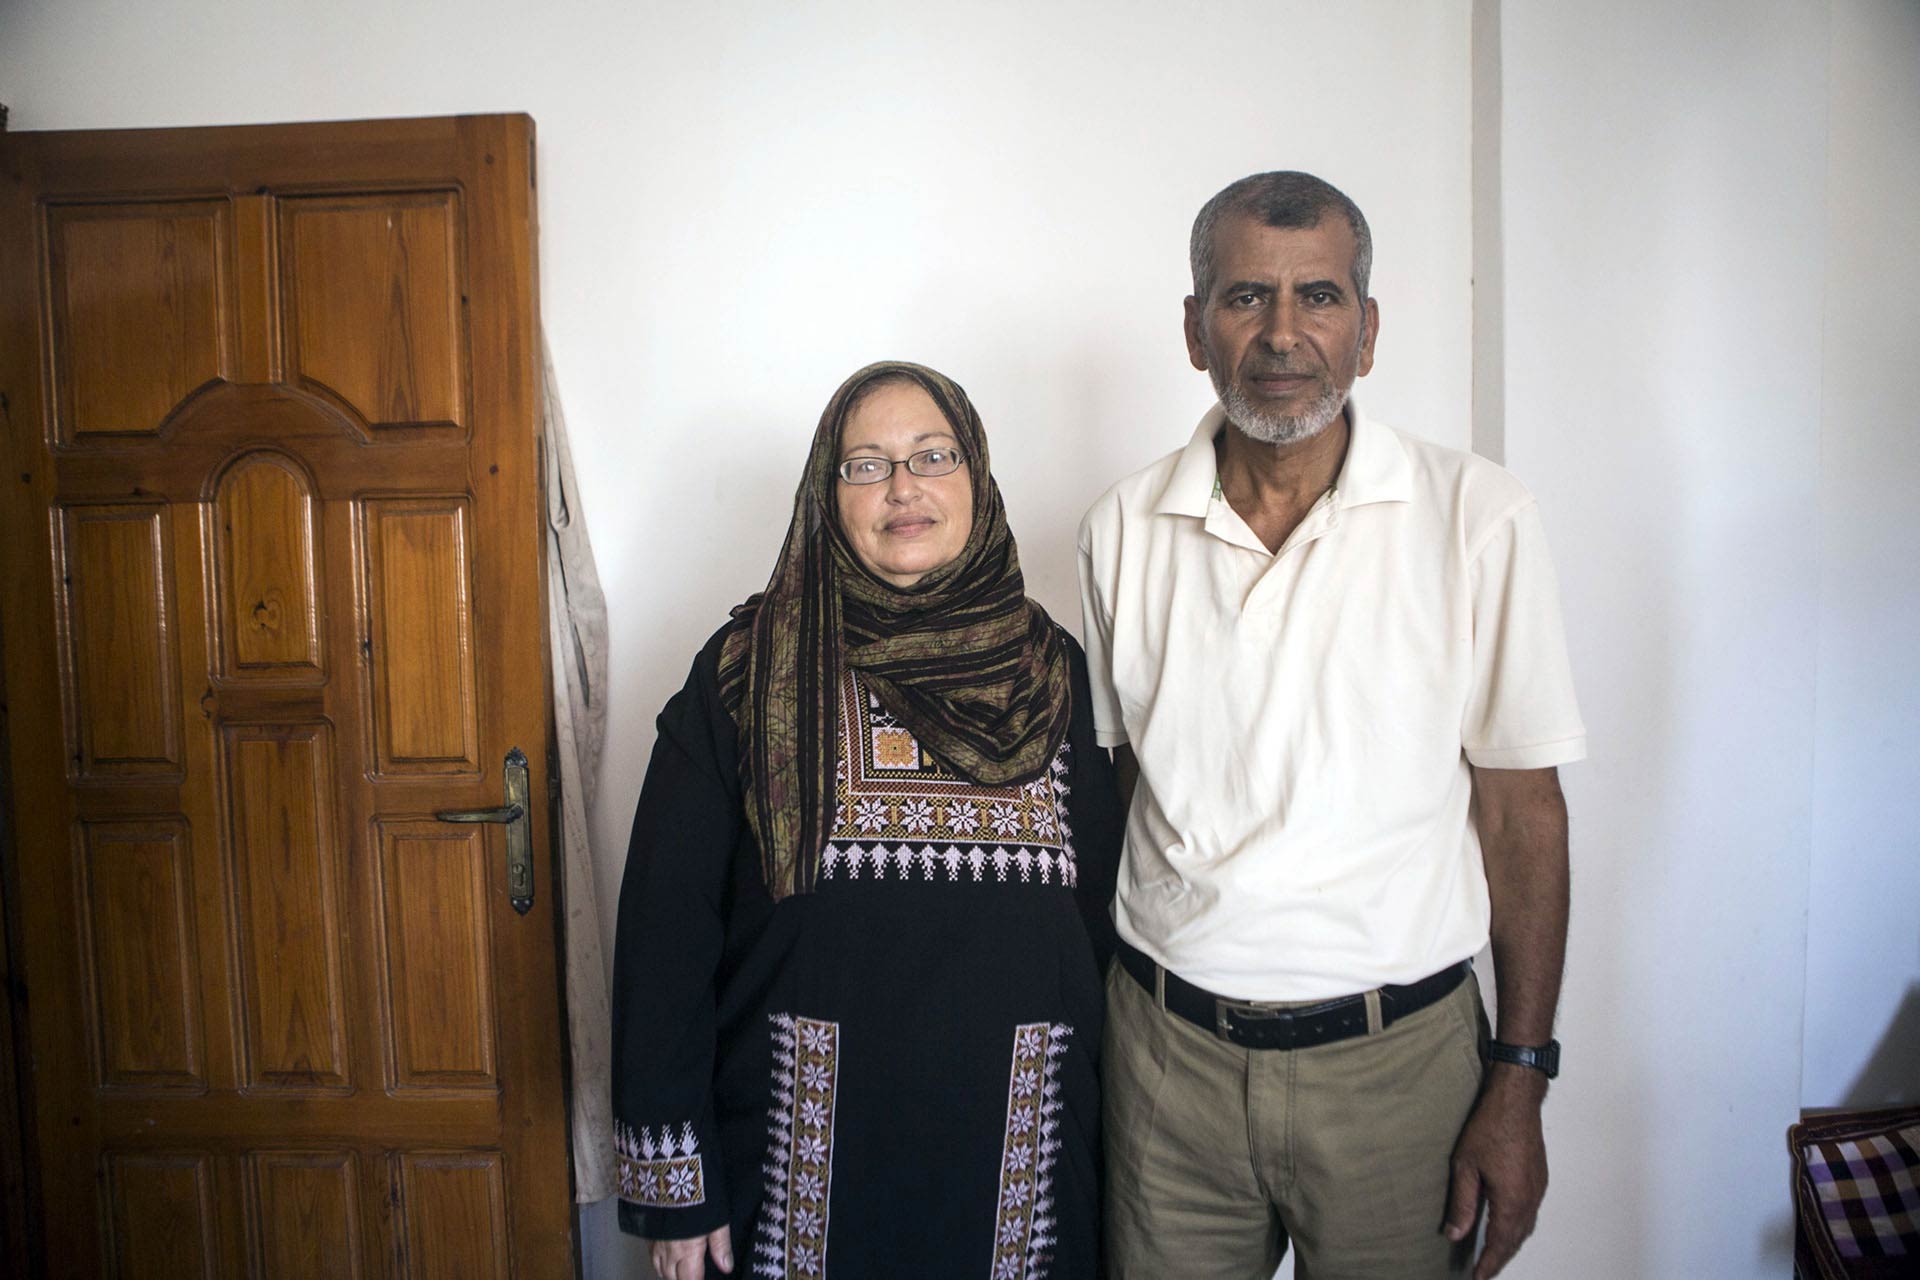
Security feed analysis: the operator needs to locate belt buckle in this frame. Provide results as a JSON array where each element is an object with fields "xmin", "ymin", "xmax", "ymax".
[{"xmin": 1215, "ymin": 998, "xmax": 1293, "ymax": 1046}]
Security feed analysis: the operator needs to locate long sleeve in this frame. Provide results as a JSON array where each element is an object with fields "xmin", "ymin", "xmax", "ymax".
[
  {"xmin": 611, "ymin": 638, "xmax": 741, "ymax": 1240},
  {"xmin": 1062, "ymin": 633, "xmax": 1124, "ymax": 975}
]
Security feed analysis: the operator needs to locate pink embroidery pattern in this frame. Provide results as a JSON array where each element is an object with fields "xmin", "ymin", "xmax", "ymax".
[
  {"xmin": 989, "ymin": 1023, "xmax": 1071, "ymax": 1280},
  {"xmin": 614, "ymin": 1119, "xmax": 706, "ymax": 1208},
  {"xmin": 753, "ymin": 1014, "xmax": 840, "ymax": 1278},
  {"xmin": 822, "ymin": 673, "xmax": 1075, "ymax": 886}
]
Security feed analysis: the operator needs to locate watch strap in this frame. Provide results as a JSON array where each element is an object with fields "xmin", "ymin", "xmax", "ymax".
[{"xmin": 1486, "ymin": 1038, "xmax": 1560, "ymax": 1079}]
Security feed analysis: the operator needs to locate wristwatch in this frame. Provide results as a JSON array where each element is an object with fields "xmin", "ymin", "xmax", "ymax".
[{"xmin": 1485, "ymin": 1038, "xmax": 1560, "ymax": 1079}]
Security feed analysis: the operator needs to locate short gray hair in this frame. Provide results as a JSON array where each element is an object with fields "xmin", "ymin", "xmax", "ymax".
[{"xmin": 1189, "ymin": 171, "xmax": 1373, "ymax": 303}]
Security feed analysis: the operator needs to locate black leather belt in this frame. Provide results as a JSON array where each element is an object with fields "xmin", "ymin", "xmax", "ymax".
[{"xmin": 1117, "ymin": 938, "xmax": 1470, "ymax": 1051}]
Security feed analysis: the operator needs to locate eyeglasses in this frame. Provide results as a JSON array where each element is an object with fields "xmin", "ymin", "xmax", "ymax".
[{"xmin": 835, "ymin": 447, "xmax": 966, "ymax": 485}]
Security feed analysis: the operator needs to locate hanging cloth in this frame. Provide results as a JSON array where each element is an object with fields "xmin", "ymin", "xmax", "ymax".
[{"xmin": 542, "ymin": 341, "xmax": 616, "ymax": 1203}]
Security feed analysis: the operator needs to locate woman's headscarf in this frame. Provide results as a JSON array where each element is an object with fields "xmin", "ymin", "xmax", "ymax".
[{"xmin": 716, "ymin": 361, "xmax": 1071, "ymax": 901}]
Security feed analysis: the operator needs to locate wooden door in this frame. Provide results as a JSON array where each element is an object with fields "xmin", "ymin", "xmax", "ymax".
[{"xmin": 0, "ymin": 114, "xmax": 575, "ymax": 1278}]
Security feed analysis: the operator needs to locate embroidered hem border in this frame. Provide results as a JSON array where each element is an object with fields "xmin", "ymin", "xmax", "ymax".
[
  {"xmin": 615, "ymin": 1119, "xmax": 706, "ymax": 1208},
  {"xmin": 989, "ymin": 1022, "xmax": 1071, "ymax": 1280},
  {"xmin": 753, "ymin": 1014, "xmax": 841, "ymax": 1278}
]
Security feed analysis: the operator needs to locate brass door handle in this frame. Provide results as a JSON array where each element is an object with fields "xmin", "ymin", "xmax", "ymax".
[
  {"xmin": 434, "ymin": 747, "xmax": 534, "ymax": 914},
  {"xmin": 436, "ymin": 803, "xmax": 525, "ymax": 823}
]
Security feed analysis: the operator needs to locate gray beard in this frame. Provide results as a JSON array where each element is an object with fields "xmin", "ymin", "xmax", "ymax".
[{"xmin": 1213, "ymin": 369, "xmax": 1347, "ymax": 446}]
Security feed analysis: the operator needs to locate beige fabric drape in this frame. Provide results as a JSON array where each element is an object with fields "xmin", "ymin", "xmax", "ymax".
[{"xmin": 542, "ymin": 343, "xmax": 615, "ymax": 1203}]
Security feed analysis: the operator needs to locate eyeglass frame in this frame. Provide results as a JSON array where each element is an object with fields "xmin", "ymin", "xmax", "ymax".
[{"xmin": 833, "ymin": 446, "xmax": 968, "ymax": 485}]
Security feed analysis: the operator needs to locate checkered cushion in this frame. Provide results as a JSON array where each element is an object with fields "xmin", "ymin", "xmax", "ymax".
[{"xmin": 1790, "ymin": 1107, "xmax": 1920, "ymax": 1279}]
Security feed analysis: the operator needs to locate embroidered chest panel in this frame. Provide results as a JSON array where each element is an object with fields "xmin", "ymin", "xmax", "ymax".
[{"xmin": 822, "ymin": 672, "xmax": 1075, "ymax": 886}]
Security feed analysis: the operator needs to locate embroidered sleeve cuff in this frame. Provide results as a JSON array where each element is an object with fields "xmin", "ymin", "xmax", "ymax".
[
  {"xmin": 615, "ymin": 1118, "xmax": 727, "ymax": 1234},
  {"xmin": 1464, "ymin": 734, "xmax": 1587, "ymax": 769}
]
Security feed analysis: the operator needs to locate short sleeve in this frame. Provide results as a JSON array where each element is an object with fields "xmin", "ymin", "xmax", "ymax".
[
  {"xmin": 1462, "ymin": 501, "xmax": 1587, "ymax": 769},
  {"xmin": 1076, "ymin": 511, "xmax": 1130, "ymax": 749}
]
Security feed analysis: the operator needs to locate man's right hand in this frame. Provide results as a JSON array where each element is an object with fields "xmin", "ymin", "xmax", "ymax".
[{"xmin": 647, "ymin": 1225, "xmax": 733, "ymax": 1280}]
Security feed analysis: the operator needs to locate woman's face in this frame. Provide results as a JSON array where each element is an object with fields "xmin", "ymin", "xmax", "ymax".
[{"xmin": 834, "ymin": 381, "xmax": 974, "ymax": 589}]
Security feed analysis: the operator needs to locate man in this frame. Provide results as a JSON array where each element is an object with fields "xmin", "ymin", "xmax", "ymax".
[{"xmin": 1077, "ymin": 171, "xmax": 1584, "ymax": 1279}]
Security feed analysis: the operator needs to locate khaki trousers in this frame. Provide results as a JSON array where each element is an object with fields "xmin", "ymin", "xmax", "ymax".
[{"xmin": 1102, "ymin": 960, "xmax": 1488, "ymax": 1280}]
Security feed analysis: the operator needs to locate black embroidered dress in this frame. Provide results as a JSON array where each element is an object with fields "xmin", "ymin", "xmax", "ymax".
[{"xmin": 613, "ymin": 624, "xmax": 1121, "ymax": 1280}]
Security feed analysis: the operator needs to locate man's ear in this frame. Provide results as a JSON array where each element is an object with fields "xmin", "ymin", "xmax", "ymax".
[
  {"xmin": 1184, "ymin": 295, "xmax": 1209, "ymax": 372},
  {"xmin": 1356, "ymin": 297, "xmax": 1380, "ymax": 377}
]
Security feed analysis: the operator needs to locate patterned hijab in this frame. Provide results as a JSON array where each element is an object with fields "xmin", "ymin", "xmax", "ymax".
[{"xmin": 716, "ymin": 361, "xmax": 1071, "ymax": 902}]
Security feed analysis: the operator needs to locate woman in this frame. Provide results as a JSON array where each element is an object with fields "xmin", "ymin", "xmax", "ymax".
[{"xmin": 612, "ymin": 362, "xmax": 1121, "ymax": 1280}]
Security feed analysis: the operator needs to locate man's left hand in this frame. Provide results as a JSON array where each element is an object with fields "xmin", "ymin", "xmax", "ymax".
[{"xmin": 1444, "ymin": 1065, "xmax": 1548, "ymax": 1279}]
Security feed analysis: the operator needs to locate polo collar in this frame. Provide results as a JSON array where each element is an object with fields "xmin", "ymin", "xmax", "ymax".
[
  {"xmin": 1151, "ymin": 398, "xmax": 1413, "ymax": 518},
  {"xmin": 1338, "ymin": 400, "xmax": 1415, "ymax": 508}
]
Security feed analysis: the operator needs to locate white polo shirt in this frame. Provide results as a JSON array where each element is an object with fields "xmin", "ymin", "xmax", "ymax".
[{"xmin": 1077, "ymin": 404, "xmax": 1585, "ymax": 1000}]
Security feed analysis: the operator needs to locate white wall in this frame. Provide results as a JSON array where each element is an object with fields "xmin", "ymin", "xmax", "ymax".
[
  {"xmin": 1802, "ymin": 0, "xmax": 1920, "ymax": 1111},
  {"xmin": 0, "ymin": 3, "xmax": 1474, "ymax": 1276},
  {"xmin": 1497, "ymin": 4, "xmax": 1920, "ymax": 1270},
  {"xmin": 1500, "ymin": 1, "xmax": 1847, "ymax": 1275}
]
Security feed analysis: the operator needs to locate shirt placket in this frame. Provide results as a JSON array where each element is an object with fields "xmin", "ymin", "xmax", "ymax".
[{"xmin": 1241, "ymin": 491, "xmax": 1341, "ymax": 614}]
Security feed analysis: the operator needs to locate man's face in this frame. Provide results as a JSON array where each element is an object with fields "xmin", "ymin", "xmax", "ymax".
[{"xmin": 1185, "ymin": 211, "xmax": 1379, "ymax": 446}]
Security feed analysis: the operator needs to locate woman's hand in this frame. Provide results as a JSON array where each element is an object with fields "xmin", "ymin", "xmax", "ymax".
[{"xmin": 648, "ymin": 1225, "xmax": 733, "ymax": 1280}]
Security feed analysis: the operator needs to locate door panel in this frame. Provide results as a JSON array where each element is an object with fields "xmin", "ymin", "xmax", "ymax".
[
  {"xmin": 223, "ymin": 722, "xmax": 350, "ymax": 1091},
  {"xmin": 0, "ymin": 115, "xmax": 572, "ymax": 1277},
  {"xmin": 102, "ymin": 1152, "xmax": 220, "ymax": 1280},
  {"xmin": 360, "ymin": 497, "xmax": 480, "ymax": 774},
  {"xmin": 53, "ymin": 503, "xmax": 184, "ymax": 778},
  {"xmin": 211, "ymin": 452, "xmax": 326, "ymax": 680},
  {"xmin": 74, "ymin": 818, "xmax": 206, "ymax": 1090},
  {"xmin": 398, "ymin": 1152, "xmax": 511, "ymax": 1280},
  {"xmin": 376, "ymin": 822, "xmax": 498, "ymax": 1091},
  {"xmin": 246, "ymin": 1149, "xmax": 363, "ymax": 1280},
  {"xmin": 280, "ymin": 193, "xmax": 466, "ymax": 433},
  {"xmin": 46, "ymin": 200, "xmax": 232, "ymax": 443}
]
